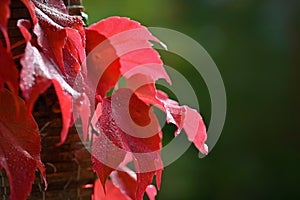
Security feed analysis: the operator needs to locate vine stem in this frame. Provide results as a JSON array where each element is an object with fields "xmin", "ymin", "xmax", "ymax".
[
  {"xmin": 11, "ymin": 40, "xmax": 26, "ymax": 50},
  {"xmin": 13, "ymin": 53, "xmax": 24, "ymax": 60}
]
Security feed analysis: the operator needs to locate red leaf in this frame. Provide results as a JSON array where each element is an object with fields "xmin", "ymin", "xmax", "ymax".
[
  {"xmin": 18, "ymin": 3, "xmax": 89, "ymax": 145},
  {"xmin": 30, "ymin": 0, "xmax": 85, "ymax": 75},
  {"xmin": 145, "ymin": 185, "xmax": 157, "ymax": 200},
  {"xmin": 33, "ymin": 0, "xmax": 68, "ymax": 14},
  {"xmin": 109, "ymin": 168, "xmax": 158, "ymax": 200},
  {"xmin": 52, "ymin": 80, "xmax": 72, "ymax": 145},
  {"xmin": 20, "ymin": 42, "xmax": 89, "ymax": 145},
  {"xmin": 0, "ymin": 0, "xmax": 10, "ymax": 49},
  {"xmin": 0, "ymin": 89, "xmax": 46, "ymax": 200},
  {"xmin": 157, "ymin": 91, "xmax": 208, "ymax": 155},
  {"xmin": 10, "ymin": 3, "xmax": 208, "ymax": 199},
  {"xmin": 92, "ymin": 88, "xmax": 162, "ymax": 200},
  {"xmin": 85, "ymin": 17, "xmax": 170, "ymax": 97},
  {"xmin": 0, "ymin": 41, "xmax": 18, "ymax": 96},
  {"xmin": 17, "ymin": 19, "xmax": 32, "ymax": 42},
  {"xmin": 127, "ymin": 74, "xmax": 208, "ymax": 154},
  {"xmin": 92, "ymin": 179, "xmax": 130, "ymax": 200},
  {"xmin": 125, "ymin": 74, "xmax": 164, "ymax": 107},
  {"xmin": 92, "ymin": 169, "xmax": 157, "ymax": 200},
  {"xmin": 21, "ymin": 0, "xmax": 37, "ymax": 24},
  {"xmin": 110, "ymin": 170, "xmax": 137, "ymax": 199}
]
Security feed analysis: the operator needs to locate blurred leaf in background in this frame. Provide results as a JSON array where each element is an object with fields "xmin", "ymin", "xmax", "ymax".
[{"xmin": 83, "ymin": 0, "xmax": 300, "ymax": 199}]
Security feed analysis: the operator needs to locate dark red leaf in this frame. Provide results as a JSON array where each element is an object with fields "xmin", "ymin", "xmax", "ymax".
[
  {"xmin": 0, "ymin": 41, "xmax": 18, "ymax": 96},
  {"xmin": 0, "ymin": 0, "xmax": 11, "ymax": 49},
  {"xmin": 34, "ymin": 20, "xmax": 67, "ymax": 72},
  {"xmin": 18, "ymin": 4, "xmax": 89, "ymax": 145},
  {"xmin": 52, "ymin": 80, "xmax": 72, "ymax": 145},
  {"xmin": 29, "ymin": 0, "xmax": 85, "ymax": 76},
  {"xmin": 20, "ymin": 42, "xmax": 89, "ymax": 145},
  {"xmin": 33, "ymin": 0, "xmax": 68, "ymax": 14},
  {"xmin": 0, "ymin": 89, "xmax": 46, "ymax": 200}
]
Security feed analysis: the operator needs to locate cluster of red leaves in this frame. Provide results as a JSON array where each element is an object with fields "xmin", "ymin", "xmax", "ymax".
[{"xmin": 0, "ymin": 0, "xmax": 208, "ymax": 199}]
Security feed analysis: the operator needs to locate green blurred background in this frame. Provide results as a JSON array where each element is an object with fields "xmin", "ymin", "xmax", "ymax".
[{"xmin": 83, "ymin": 0, "xmax": 300, "ymax": 199}]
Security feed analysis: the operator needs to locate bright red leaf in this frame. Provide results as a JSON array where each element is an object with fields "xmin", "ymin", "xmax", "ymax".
[
  {"xmin": 92, "ymin": 88, "xmax": 162, "ymax": 200},
  {"xmin": 21, "ymin": 0, "xmax": 37, "ymax": 25},
  {"xmin": 157, "ymin": 91, "xmax": 208, "ymax": 155},
  {"xmin": 85, "ymin": 16, "xmax": 170, "ymax": 98},
  {"xmin": 110, "ymin": 170, "xmax": 137, "ymax": 199},
  {"xmin": 110, "ymin": 169, "xmax": 158, "ymax": 200},
  {"xmin": 92, "ymin": 167, "xmax": 157, "ymax": 200},
  {"xmin": 0, "ymin": 89, "xmax": 46, "ymax": 200},
  {"xmin": 145, "ymin": 185, "xmax": 157, "ymax": 200},
  {"xmin": 92, "ymin": 178, "xmax": 131, "ymax": 200},
  {"xmin": 126, "ymin": 74, "xmax": 208, "ymax": 154}
]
